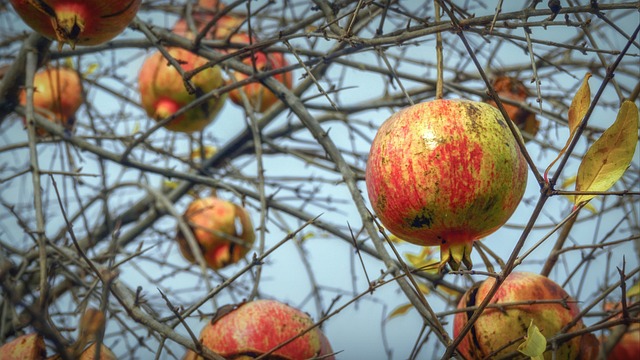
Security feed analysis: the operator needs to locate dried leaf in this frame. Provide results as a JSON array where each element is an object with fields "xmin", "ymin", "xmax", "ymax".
[
  {"xmin": 517, "ymin": 320, "xmax": 547, "ymax": 360},
  {"xmin": 575, "ymin": 101, "xmax": 638, "ymax": 205},
  {"xmin": 387, "ymin": 303, "xmax": 413, "ymax": 320},
  {"xmin": 190, "ymin": 145, "xmax": 217, "ymax": 160},
  {"xmin": 544, "ymin": 73, "xmax": 592, "ymax": 181}
]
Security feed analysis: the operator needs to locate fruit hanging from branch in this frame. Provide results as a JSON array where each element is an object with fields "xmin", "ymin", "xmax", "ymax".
[
  {"xmin": 183, "ymin": 300, "xmax": 335, "ymax": 360},
  {"xmin": 175, "ymin": 196, "xmax": 255, "ymax": 270},
  {"xmin": 365, "ymin": 99, "xmax": 528, "ymax": 270},
  {"xmin": 19, "ymin": 65, "xmax": 83, "ymax": 137},
  {"xmin": 138, "ymin": 48, "xmax": 226, "ymax": 133},
  {"xmin": 227, "ymin": 33, "xmax": 293, "ymax": 113},
  {"xmin": 9, "ymin": 0, "xmax": 142, "ymax": 49},
  {"xmin": 453, "ymin": 272, "xmax": 599, "ymax": 359}
]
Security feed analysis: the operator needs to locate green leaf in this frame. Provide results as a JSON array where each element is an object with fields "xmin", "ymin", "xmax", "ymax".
[
  {"xmin": 517, "ymin": 320, "xmax": 547, "ymax": 360},
  {"xmin": 575, "ymin": 101, "xmax": 639, "ymax": 205},
  {"xmin": 544, "ymin": 73, "xmax": 592, "ymax": 181}
]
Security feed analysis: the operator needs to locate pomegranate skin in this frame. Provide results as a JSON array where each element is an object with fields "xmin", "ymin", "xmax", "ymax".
[
  {"xmin": 453, "ymin": 272, "xmax": 594, "ymax": 360},
  {"xmin": 175, "ymin": 197, "xmax": 255, "ymax": 270},
  {"xmin": 0, "ymin": 333, "xmax": 46, "ymax": 360},
  {"xmin": 365, "ymin": 99, "xmax": 528, "ymax": 269},
  {"xmin": 227, "ymin": 36, "xmax": 292, "ymax": 113},
  {"xmin": 19, "ymin": 65, "xmax": 83, "ymax": 136},
  {"xmin": 185, "ymin": 300, "xmax": 335, "ymax": 360},
  {"xmin": 138, "ymin": 47, "xmax": 226, "ymax": 133},
  {"xmin": 9, "ymin": 0, "xmax": 141, "ymax": 48}
]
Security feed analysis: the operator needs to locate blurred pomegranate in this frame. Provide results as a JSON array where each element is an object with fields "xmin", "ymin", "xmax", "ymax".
[
  {"xmin": 486, "ymin": 76, "xmax": 540, "ymax": 140},
  {"xmin": 603, "ymin": 301, "xmax": 640, "ymax": 359},
  {"xmin": 227, "ymin": 33, "xmax": 293, "ymax": 113},
  {"xmin": 184, "ymin": 300, "xmax": 335, "ymax": 359},
  {"xmin": 0, "ymin": 333, "xmax": 46, "ymax": 360},
  {"xmin": 138, "ymin": 48, "xmax": 226, "ymax": 133},
  {"xmin": 453, "ymin": 272, "xmax": 598, "ymax": 359},
  {"xmin": 175, "ymin": 196, "xmax": 255, "ymax": 270},
  {"xmin": 366, "ymin": 99, "xmax": 528, "ymax": 269},
  {"xmin": 9, "ymin": 0, "xmax": 141, "ymax": 49},
  {"xmin": 19, "ymin": 65, "xmax": 83, "ymax": 136}
]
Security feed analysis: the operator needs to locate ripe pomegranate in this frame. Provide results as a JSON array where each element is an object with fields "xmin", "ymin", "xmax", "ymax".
[
  {"xmin": 19, "ymin": 65, "xmax": 83, "ymax": 136},
  {"xmin": 227, "ymin": 33, "xmax": 293, "ymax": 113},
  {"xmin": 138, "ymin": 48, "xmax": 226, "ymax": 133},
  {"xmin": 175, "ymin": 196, "xmax": 255, "ymax": 270},
  {"xmin": 9, "ymin": 0, "xmax": 141, "ymax": 49},
  {"xmin": 365, "ymin": 99, "xmax": 528, "ymax": 269},
  {"xmin": 183, "ymin": 300, "xmax": 335, "ymax": 360},
  {"xmin": 486, "ymin": 76, "xmax": 540, "ymax": 140},
  {"xmin": 0, "ymin": 333, "xmax": 46, "ymax": 360},
  {"xmin": 603, "ymin": 301, "xmax": 640, "ymax": 360},
  {"xmin": 453, "ymin": 272, "xmax": 597, "ymax": 359}
]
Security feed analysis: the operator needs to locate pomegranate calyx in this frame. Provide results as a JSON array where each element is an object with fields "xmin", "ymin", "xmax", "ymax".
[
  {"xmin": 53, "ymin": 11, "xmax": 86, "ymax": 49},
  {"xmin": 441, "ymin": 242, "xmax": 473, "ymax": 271}
]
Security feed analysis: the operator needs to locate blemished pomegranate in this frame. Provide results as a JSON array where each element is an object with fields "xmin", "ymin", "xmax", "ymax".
[
  {"xmin": 175, "ymin": 196, "xmax": 255, "ymax": 270},
  {"xmin": 138, "ymin": 48, "xmax": 226, "ymax": 133},
  {"xmin": 19, "ymin": 65, "xmax": 83, "ymax": 136},
  {"xmin": 0, "ymin": 333, "xmax": 46, "ymax": 360},
  {"xmin": 366, "ymin": 99, "xmax": 528, "ymax": 269},
  {"xmin": 9, "ymin": 0, "xmax": 141, "ymax": 49},
  {"xmin": 227, "ymin": 33, "xmax": 293, "ymax": 113},
  {"xmin": 183, "ymin": 300, "xmax": 335, "ymax": 360},
  {"xmin": 453, "ymin": 272, "xmax": 598, "ymax": 359}
]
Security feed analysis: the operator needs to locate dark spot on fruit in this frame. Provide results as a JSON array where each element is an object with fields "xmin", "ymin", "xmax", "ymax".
[
  {"xmin": 376, "ymin": 194, "xmax": 387, "ymax": 213},
  {"xmin": 409, "ymin": 210, "xmax": 432, "ymax": 229}
]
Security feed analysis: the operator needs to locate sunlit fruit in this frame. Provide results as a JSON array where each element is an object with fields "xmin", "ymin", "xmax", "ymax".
[
  {"xmin": 0, "ymin": 333, "xmax": 46, "ymax": 360},
  {"xmin": 227, "ymin": 33, "xmax": 292, "ymax": 113},
  {"xmin": 9, "ymin": 0, "xmax": 141, "ymax": 49},
  {"xmin": 175, "ymin": 196, "xmax": 255, "ymax": 270},
  {"xmin": 183, "ymin": 300, "xmax": 335, "ymax": 359},
  {"xmin": 138, "ymin": 47, "xmax": 226, "ymax": 133},
  {"xmin": 453, "ymin": 272, "xmax": 598, "ymax": 359},
  {"xmin": 366, "ymin": 99, "xmax": 528, "ymax": 269},
  {"xmin": 19, "ymin": 65, "xmax": 83, "ymax": 136}
]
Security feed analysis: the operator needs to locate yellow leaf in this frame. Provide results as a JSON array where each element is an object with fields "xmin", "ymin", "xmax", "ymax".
[
  {"xmin": 575, "ymin": 101, "xmax": 638, "ymax": 205},
  {"xmin": 544, "ymin": 73, "xmax": 592, "ymax": 181},
  {"xmin": 404, "ymin": 247, "xmax": 438, "ymax": 271},
  {"xmin": 387, "ymin": 303, "xmax": 413, "ymax": 320},
  {"xmin": 190, "ymin": 146, "xmax": 218, "ymax": 160},
  {"xmin": 628, "ymin": 281, "xmax": 640, "ymax": 299},
  {"xmin": 132, "ymin": 121, "xmax": 140, "ymax": 134},
  {"xmin": 517, "ymin": 320, "xmax": 547, "ymax": 360},
  {"xmin": 83, "ymin": 63, "xmax": 99, "ymax": 76},
  {"xmin": 64, "ymin": 57, "xmax": 75, "ymax": 68},
  {"xmin": 163, "ymin": 180, "xmax": 179, "ymax": 190},
  {"xmin": 436, "ymin": 284, "xmax": 462, "ymax": 297},
  {"xmin": 417, "ymin": 282, "xmax": 430, "ymax": 295},
  {"xmin": 387, "ymin": 233, "xmax": 405, "ymax": 243},
  {"xmin": 561, "ymin": 176, "xmax": 597, "ymax": 213}
]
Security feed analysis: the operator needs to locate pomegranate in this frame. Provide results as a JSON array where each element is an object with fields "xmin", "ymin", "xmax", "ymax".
[
  {"xmin": 9, "ymin": 0, "xmax": 141, "ymax": 49},
  {"xmin": 19, "ymin": 65, "xmax": 83, "ymax": 136},
  {"xmin": 227, "ymin": 33, "xmax": 293, "ymax": 113},
  {"xmin": 175, "ymin": 196, "xmax": 255, "ymax": 270},
  {"xmin": 453, "ymin": 272, "xmax": 597, "ymax": 359},
  {"xmin": 0, "ymin": 333, "xmax": 46, "ymax": 360},
  {"xmin": 138, "ymin": 47, "xmax": 226, "ymax": 133},
  {"xmin": 486, "ymin": 76, "xmax": 540, "ymax": 140},
  {"xmin": 365, "ymin": 99, "xmax": 528, "ymax": 269},
  {"xmin": 183, "ymin": 300, "xmax": 335, "ymax": 360},
  {"xmin": 603, "ymin": 301, "xmax": 640, "ymax": 359}
]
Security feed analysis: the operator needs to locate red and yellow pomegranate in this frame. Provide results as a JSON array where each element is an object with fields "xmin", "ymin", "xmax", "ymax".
[
  {"xmin": 603, "ymin": 301, "xmax": 640, "ymax": 359},
  {"xmin": 453, "ymin": 272, "xmax": 597, "ymax": 359},
  {"xmin": 183, "ymin": 300, "xmax": 335, "ymax": 360},
  {"xmin": 227, "ymin": 33, "xmax": 292, "ymax": 113},
  {"xmin": 19, "ymin": 65, "xmax": 83, "ymax": 136},
  {"xmin": 138, "ymin": 48, "xmax": 226, "ymax": 133},
  {"xmin": 0, "ymin": 333, "xmax": 46, "ymax": 360},
  {"xmin": 486, "ymin": 76, "xmax": 540, "ymax": 140},
  {"xmin": 9, "ymin": 0, "xmax": 141, "ymax": 49},
  {"xmin": 175, "ymin": 196, "xmax": 255, "ymax": 270},
  {"xmin": 365, "ymin": 99, "xmax": 528, "ymax": 269}
]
